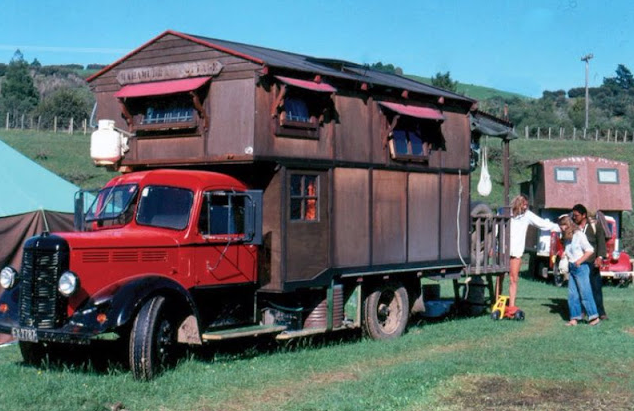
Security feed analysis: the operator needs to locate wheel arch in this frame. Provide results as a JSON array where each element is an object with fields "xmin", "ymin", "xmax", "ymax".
[{"xmin": 83, "ymin": 275, "xmax": 199, "ymax": 331}]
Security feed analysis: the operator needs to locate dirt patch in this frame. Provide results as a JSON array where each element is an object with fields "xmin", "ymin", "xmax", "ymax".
[{"xmin": 432, "ymin": 375, "xmax": 634, "ymax": 411}]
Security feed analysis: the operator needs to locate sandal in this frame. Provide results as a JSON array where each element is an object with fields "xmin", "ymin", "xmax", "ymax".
[
  {"xmin": 565, "ymin": 320, "xmax": 578, "ymax": 326},
  {"xmin": 589, "ymin": 318, "xmax": 600, "ymax": 326}
]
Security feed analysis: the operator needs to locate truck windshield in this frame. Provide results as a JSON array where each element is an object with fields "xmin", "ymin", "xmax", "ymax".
[
  {"xmin": 136, "ymin": 185, "xmax": 194, "ymax": 230},
  {"xmin": 85, "ymin": 184, "xmax": 138, "ymax": 224}
]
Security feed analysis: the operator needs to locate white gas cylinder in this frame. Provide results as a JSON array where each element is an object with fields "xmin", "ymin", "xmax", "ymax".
[{"xmin": 90, "ymin": 120, "xmax": 123, "ymax": 165}]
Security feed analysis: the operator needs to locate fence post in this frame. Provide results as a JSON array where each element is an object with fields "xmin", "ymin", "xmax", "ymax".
[
  {"xmin": 525, "ymin": 126, "xmax": 529, "ymax": 138},
  {"xmin": 54, "ymin": 116, "xmax": 57, "ymax": 133}
]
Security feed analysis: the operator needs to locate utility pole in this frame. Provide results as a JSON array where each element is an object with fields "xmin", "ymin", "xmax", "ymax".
[{"xmin": 581, "ymin": 53, "xmax": 593, "ymax": 129}]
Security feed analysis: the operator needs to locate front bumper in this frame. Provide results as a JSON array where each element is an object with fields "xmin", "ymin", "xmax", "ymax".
[{"xmin": 600, "ymin": 270, "xmax": 634, "ymax": 280}]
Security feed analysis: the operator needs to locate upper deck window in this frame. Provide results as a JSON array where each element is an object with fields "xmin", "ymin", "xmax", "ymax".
[
  {"xmin": 597, "ymin": 168, "xmax": 619, "ymax": 184},
  {"xmin": 554, "ymin": 167, "xmax": 577, "ymax": 183},
  {"xmin": 380, "ymin": 102, "xmax": 445, "ymax": 162},
  {"xmin": 272, "ymin": 76, "xmax": 336, "ymax": 140},
  {"xmin": 114, "ymin": 77, "xmax": 210, "ymax": 134}
]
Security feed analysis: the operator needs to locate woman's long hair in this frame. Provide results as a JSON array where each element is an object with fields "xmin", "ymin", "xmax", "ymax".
[
  {"xmin": 510, "ymin": 194, "xmax": 528, "ymax": 217},
  {"xmin": 558, "ymin": 215, "xmax": 579, "ymax": 241}
]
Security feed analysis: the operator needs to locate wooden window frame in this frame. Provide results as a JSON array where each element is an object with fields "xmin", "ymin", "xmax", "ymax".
[
  {"xmin": 289, "ymin": 174, "xmax": 320, "ymax": 222},
  {"xmin": 271, "ymin": 84, "xmax": 332, "ymax": 140}
]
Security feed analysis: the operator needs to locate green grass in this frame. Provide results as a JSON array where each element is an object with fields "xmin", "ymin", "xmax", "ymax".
[
  {"xmin": 1, "ymin": 274, "xmax": 633, "ymax": 410},
  {"xmin": 0, "ymin": 129, "xmax": 118, "ymax": 190}
]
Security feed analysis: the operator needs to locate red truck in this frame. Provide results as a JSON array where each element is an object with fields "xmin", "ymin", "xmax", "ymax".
[{"xmin": 0, "ymin": 30, "xmax": 514, "ymax": 379}]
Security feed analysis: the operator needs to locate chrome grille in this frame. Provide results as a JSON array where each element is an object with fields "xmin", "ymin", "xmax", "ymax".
[{"xmin": 19, "ymin": 237, "xmax": 69, "ymax": 329}]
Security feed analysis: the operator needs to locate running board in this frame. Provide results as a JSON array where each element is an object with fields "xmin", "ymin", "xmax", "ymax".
[
  {"xmin": 275, "ymin": 325, "xmax": 351, "ymax": 341},
  {"xmin": 202, "ymin": 325, "xmax": 287, "ymax": 341}
]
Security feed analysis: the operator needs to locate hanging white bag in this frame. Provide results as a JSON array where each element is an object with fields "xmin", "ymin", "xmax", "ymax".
[{"xmin": 477, "ymin": 145, "xmax": 492, "ymax": 196}]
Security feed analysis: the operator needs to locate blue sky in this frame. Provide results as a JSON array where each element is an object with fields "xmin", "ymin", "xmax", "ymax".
[{"xmin": 1, "ymin": 0, "xmax": 633, "ymax": 98}]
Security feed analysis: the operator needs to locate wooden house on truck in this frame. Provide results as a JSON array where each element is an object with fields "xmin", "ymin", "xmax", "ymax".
[{"xmin": 0, "ymin": 30, "xmax": 514, "ymax": 380}]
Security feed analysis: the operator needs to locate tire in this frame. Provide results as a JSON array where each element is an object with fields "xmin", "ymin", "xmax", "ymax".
[
  {"xmin": 490, "ymin": 310, "xmax": 501, "ymax": 320},
  {"xmin": 362, "ymin": 282, "xmax": 409, "ymax": 340},
  {"xmin": 19, "ymin": 341, "xmax": 48, "ymax": 366},
  {"xmin": 129, "ymin": 295, "xmax": 180, "ymax": 381}
]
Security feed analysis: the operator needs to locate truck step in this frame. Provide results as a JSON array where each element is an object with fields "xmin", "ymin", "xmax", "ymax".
[
  {"xmin": 275, "ymin": 325, "xmax": 351, "ymax": 340},
  {"xmin": 202, "ymin": 325, "xmax": 287, "ymax": 341}
]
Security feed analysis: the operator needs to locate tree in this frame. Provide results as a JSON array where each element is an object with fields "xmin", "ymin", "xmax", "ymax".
[
  {"xmin": 431, "ymin": 71, "xmax": 458, "ymax": 92},
  {"xmin": 32, "ymin": 87, "xmax": 92, "ymax": 128},
  {"xmin": 0, "ymin": 49, "xmax": 39, "ymax": 113}
]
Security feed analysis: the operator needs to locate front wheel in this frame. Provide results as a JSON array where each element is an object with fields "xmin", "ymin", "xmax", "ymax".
[
  {"xmin": 362, "ymin": 282, "xmax": 410, "ymax": 340},
  {"xmin": 129, "ymin": 295, "xmax": 181, "ymax": 380}
]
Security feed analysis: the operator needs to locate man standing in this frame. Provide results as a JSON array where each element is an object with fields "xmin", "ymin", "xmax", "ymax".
[{"xmin": 572, "ymin": 204, "xmax": 608, "ymax": 319}]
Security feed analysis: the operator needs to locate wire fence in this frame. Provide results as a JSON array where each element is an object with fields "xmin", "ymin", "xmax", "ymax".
[
  {"xmin": 4, "ymin": 111, "xmax": 90, "ymax": 135},
  {"xmin": 523, "ymin": 126, "xmax": 634, "ymax": 143}
]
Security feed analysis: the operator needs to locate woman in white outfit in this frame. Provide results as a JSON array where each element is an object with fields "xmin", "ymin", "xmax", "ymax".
[{"xmin": 504, "ymin": 194, "xmax": 560, "ymax": 311}]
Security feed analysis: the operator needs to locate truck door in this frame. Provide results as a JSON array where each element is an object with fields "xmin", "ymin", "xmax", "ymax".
[
  {"xmin": 285, "ymin": 170, "xmax": 330, "ymax": 283},
  {"xmin": 193, "ymin": 191, "xmax": 260, "ymax": 286}
]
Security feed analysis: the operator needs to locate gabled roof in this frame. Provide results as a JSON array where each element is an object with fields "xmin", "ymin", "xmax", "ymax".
[
  {"xmin": 88, "ymin": 30, "xmax": 474, "ymax": 105},
  {"xmin": 0, "ymin": 140, "xmax": 80, "ymax": 217}
]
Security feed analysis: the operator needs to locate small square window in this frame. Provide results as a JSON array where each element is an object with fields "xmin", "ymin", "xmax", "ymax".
[
  {"xmin": 554, "ymin": 167, "xmax": 577, "ymax": 183},
  {"xmin": 289, "ymin": 174, "xmax": 319, "ymax": 221},
  {"xmin": 597, "ymin": 168, "xmax": 619, "ymax": 184}
]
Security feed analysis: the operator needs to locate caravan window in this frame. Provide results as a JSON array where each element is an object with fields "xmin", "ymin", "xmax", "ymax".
[
  {"xmin": 597, "ymin": 168, "xmax": 619, "ymax": 184},
  {"xmin": 554, "ymin": 167, "xmax": 577, "ymax": 183}
]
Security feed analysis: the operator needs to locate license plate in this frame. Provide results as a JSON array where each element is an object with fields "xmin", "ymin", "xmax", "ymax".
[{"xmin": 11, "ymin": 327, "xmax": 38, "ymax": 342}]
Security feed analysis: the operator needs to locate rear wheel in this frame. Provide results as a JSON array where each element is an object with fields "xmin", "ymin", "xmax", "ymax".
[
  {"xmin": 362, "ymin": 282, "xmax": 409, "ymax": 340},
  {"xmin": 129, "ymin": 295, "xmax": 181, "ymax": 380}
]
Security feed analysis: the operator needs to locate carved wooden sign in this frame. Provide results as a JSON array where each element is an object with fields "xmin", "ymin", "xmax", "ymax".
[{"xmin": 117, "ymin": 60, "xmax": 224, "ymax": 84}]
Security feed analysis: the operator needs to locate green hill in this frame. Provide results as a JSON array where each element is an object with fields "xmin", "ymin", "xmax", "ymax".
[{"xmin": 405, "ymin": 74, "xmax": 530, "ymax": 101}]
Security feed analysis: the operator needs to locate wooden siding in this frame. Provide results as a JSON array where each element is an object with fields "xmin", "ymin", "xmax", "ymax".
[
  {"xmin": 259, "ymin": 170, "xmax": 282, "ymax": 290},
  {"xmin": 439, "ymin": 172, "xmax": 470, "ymax": 260},
  {"xmin": 334, "ymin": 95, "xmax": 372, "ymax": 163},
  {"xmin": 407, "ymin": 173, "xmax": 441, "ymax": 261},
  {"xmin": 207, "ymin": 78, "xmax": 256, "ymax": 158},
  {"xmin": 333, "ymin": 168, "xmax": 370, "ymax": 267},
  {"xmin": 372, "ymin": 170, "xmax": 407, "ymax": 265}
]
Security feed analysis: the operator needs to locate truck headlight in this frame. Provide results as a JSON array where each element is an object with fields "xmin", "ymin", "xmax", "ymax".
[
  {"xmin": 58, "ymin": 271, "xmax": 79, "ymax": 297},
  {"xmin": 0, "ymin": 266, "xmax": 17, "ymax": 289}
]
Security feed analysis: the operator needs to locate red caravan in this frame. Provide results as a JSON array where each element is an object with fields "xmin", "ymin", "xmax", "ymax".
[{"xmin": 0, "ymin": 30, "xmax": 514, "ymax": 379}]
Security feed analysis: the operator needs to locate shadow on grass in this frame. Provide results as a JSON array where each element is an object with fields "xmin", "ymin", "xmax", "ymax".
[{"xmin": 542, "ymin": 298, "xmax": 568, "ymax": 321}]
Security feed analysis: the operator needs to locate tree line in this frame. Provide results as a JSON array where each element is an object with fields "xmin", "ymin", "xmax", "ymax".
[{"xmin": 0, "ymin": 50, "xmax": 105, "ymax": 130}]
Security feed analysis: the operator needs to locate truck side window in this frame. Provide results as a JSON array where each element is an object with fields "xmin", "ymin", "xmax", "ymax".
[
  {"xmin": 200, "ymin": 192, "xmax": 246, "ymax": 235},
  {"xmin": 290, "ymin": 174, "xmax": 318, "ymax": 221},
  {"xmin": 136, "ymin": 186, "xmax": 193, "ymax": 230}
]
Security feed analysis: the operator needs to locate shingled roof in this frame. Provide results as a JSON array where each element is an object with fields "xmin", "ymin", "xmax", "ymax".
[{"xmin": 88, "ymin": 30, "xmax": 474, "ymax": 105}]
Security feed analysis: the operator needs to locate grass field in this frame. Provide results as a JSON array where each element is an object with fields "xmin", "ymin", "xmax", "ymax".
[
  {"xmin": 1, "ymin": 131, "xmax": 634, "ymax": 410},
  {"xmin": 0, "ymin": 272, "xmax": 633, "ymax": 411}
]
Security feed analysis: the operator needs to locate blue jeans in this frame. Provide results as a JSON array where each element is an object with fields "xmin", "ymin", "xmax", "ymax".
[{"xmin": 568, "ymin": 263, "xmax": 599, "ymax": 321}]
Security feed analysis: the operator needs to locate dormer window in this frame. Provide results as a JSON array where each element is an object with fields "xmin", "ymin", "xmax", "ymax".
[
  {"xmin": 379, "ymin": 101, "xmax": 445, "ymax": 162},
  {"xmin": 114, "ymin": 77, "xmax": 210, "ymax": 135},
  {"xmin": 272, "ymin": 75, "xmax": 336, "ymax": 140}
]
